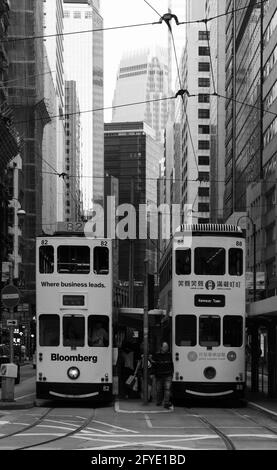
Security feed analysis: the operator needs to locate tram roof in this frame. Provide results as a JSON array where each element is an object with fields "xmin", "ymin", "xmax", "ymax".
[{"xmin": 176, "ymin": 224, "xmax": 244, "ymax": 235}]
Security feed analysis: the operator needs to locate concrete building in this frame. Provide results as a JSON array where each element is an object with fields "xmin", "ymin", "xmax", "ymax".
[
  {"xmin": 43, "ymin": 0, "xmax": 65, "ymax": 224},
  {"xmin": 206, "ymin": 0, "xmax": 226, "ymax": 223},
  {"xmin": 64, "ymin": 80, "xmax": 81, "ymax": 222},
  {"xmin": 0, "ymin": 0, "xmax": 21, "ymax": 290},
  {"xmin": 104, "ymin": 122, "xmax": 162, "ymax": 307},
  {"xmin": 6, "ymin": 0, "xmax": 51, "ymax": 309},
  {"xmin": 112, "ymin": 47, "xmax": 170, "ymax": 143},
  {"xmin": 63, "ymin": 0, "xmax": 104, "ymax": 208},
  {"xmin": 178, "ymin": 0, "xmax": 211, "ymax": 223}
]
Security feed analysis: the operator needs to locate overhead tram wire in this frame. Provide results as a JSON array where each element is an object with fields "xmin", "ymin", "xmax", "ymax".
[
  {"xmin": 41, "ymin": 170, "xmax": 276, "ymax": 186},
  {"xmin": 2, "ymin": 0, "xmax": 268, "ymax": 45},
  {"xmin": 4, "ymin": 21, "xmax": 158, "ymax": 43}
]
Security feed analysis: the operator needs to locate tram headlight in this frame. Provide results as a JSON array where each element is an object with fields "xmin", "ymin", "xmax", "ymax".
[
  {"xmin": 204, "ymin": 367, "xmax": 216, "ymax": 380},
  {"xmin": 67, "ymin": 367, "xmax": 80, "ymax": 380}
]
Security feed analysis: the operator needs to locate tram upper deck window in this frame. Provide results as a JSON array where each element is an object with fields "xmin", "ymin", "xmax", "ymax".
[
  {"xmin": 39, "ymin": 246, "xmax": 54, "ymax": 273},
  {"xmin": 63, "ymin": 315, "xmax": 85, "ymax": 347},
  {"xmin": 39, "ymin": 315, "xmax": 60, "ymax": 346},
  {"xmin": 57, "ymin": 246, "xmax": 90, "ymax": 273},
  {"xmin": 223, "ymin": 316, "xmax": 243, "ymax": 347},
  {"xmin": 94, "ymin": 247, "xmax": 109, "ymax": 275},
  {"xmin": 175, "ymin": 315, "xmax": 196, "ymax": 346},
  {"xmin": 229, "ymin": 249, "xmax": 243, "ymax": 276},
  {"xmin": 195, "ymin": 248, "xmax": 225, "ymax": 275},
  {"xmin": 199, "ymin": 316, "xmax": 220, "ymax": 347},
  {"xmin": 88, "ymin": 315, "xmax": 109, "ymax": 347},
  {"xmin": 175, "ymin": 249, "xmax": 191, "ymax": 275}
]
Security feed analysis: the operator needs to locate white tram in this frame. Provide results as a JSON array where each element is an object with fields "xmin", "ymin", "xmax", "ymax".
[
  {"xmin": 160, "ymin": 224, "xmax": 246, "ymax": 400},
  {"xmin": 36, "ymin": 223, "xmax": 113, "ymax": 402}
]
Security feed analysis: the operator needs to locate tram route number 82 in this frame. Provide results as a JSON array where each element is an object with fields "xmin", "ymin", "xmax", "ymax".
[{"xmin": 236, "ymin": 241, "xmax": 243, "ymax": 247}]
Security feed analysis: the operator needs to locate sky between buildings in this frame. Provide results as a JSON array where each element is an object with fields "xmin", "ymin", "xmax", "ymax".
[{"xmin": 102, "ymin": 0, "xmax": 177, "ymax": 121}]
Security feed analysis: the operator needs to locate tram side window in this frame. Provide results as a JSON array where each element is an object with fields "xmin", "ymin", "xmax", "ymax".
[
  {"xmin": 195, "ymin": 248, "xmax": 225, "ymax": 275},
  {"xmin": 63, "ymin": 315, "xmax": 85, "ymax": 347},
  {"xmin": 223, "ymin": 316, "xmax": 243, "ymax": 347},
  {"xmin": 39, "ymin": 315, "xmax": 60, "ymax": 346},
  {"xmin": 175, "ymin": 315, "xmax": 197, "ymax": 346},
  {"xmin": 199, "ymin": 316, "xmax": 220, "ymax": 347},
  {"xmin": 94, "ymin": 247, "xmax": 109, "ymax": 275},
  {"xmin": 229, "ymin": 249, "xmax": 243, "ymax": 276},
  {"xmin": 39, "ymin": 246, "xmax": 54, "ymax": 273},
  {"xmin": 175, "ymin": 249, "xmax": 191, "ymax": 275},
  {"xmin": 57, "ymin": 246, "xmax": 90, "ymax": 273},
  {"xmin": 88, "ymin": 315, "xmax": 109, "ymax": 347}
]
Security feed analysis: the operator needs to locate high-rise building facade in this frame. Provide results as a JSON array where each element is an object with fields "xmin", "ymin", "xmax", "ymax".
[
  {"xmin": 43, "ymin": 0, "xmax": 65, "ymax": 223},
  {"xmin": 179, "ymin": 0, "xmax": 211, "ymax": 223},
  {"xmin": 112, "ymin": 47, "xmax": 170, "ymax": 143},
  {"xmin": 63, "ymin": 0, "xmax": 104, "ymax": 208},
  {"xmin": 64, "ymin": 80, "xmax": 81, "ymax": 222},
  {"xmin": 104, "ymin": 122, "xmax": 162, "ymax": 307},
  {"xmin": 206, "ymin": 0, "xmax": 226, "ymax": 223},
  {"xmin": 6, "ymin": 0, "xmax": 50, "ymax": 307}
]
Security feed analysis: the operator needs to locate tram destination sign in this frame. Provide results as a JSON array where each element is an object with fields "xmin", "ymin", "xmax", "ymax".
[{"xmin": 194, "ymin": 295, "xmax": 225, "ymax": 307}]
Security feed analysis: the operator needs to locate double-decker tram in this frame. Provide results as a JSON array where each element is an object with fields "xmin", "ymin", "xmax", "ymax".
[
  {"xmin": 160, "ymin": 224, "xmax": 246, "ymax": 400},
  {"xmin": 36, "ymin": 223, "xmax": 113, "ymax": 402}
]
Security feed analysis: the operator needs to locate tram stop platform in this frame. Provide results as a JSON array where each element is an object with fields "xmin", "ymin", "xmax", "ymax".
[{"xmin": 115, "ymin": 398, "xmax": 174, "ymax": 414}]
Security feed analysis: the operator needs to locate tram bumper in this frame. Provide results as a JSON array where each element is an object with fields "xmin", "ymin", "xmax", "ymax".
[
  {"xmin": 36, "ymin": 382, "xmax": 113, "ymax": 402},
  {"xmin": 173, "ymin": 382, "xmax": 245, "ymax": 400}
]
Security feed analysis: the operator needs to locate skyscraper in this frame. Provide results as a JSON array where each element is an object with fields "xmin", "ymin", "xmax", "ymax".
[
  {"xmin": 7, "ymin": 0, "xmax": 50, "ymax": 308},
  {"xmin": 63, "ymin": 0, "xmax": 104, "ymax": 209},
  {"xmin": 178, "ymin": 0, "xmax": 211, "ymax": 223},
  {"xmin": 112, "ymin": 47, "xmax": 170, "ymax": 143}
]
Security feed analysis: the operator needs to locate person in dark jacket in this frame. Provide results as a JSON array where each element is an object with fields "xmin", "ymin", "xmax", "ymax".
[{"xmin": 152, "ymin": 342, "xmax": 174, "ymax": 409}]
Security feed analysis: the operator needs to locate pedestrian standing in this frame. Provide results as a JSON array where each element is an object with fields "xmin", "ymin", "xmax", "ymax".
[{"xmin": 152, "ymin": 342, "xmax": 174, "ymax": 409}]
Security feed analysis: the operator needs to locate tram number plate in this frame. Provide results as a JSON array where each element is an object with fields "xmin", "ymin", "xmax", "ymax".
[{"xmin": 195, "ymin": 295, "xmax": 225, "ymax": 307}]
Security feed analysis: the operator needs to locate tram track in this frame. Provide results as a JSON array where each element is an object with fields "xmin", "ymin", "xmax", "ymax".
[
  {"xmin": 184, "ymin": 408, "xmax": 236, "ymax": 450},
  {"xmin": 15, "ymin": 409, "xmax": 95, "ymax": 450},
  {"xmin": 232, "ymin": 408, "xmax": 277, "ymax": 438},
  {"xmin": 0, "ymin": 408, "xmax": 52, "ymax": 442}
]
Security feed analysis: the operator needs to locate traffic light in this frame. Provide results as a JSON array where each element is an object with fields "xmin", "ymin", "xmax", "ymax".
[{"xmin": 148, "ymin": 274, "xmax": 155, "ymax": 310}]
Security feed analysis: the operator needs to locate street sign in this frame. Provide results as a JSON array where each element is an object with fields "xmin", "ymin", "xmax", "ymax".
[
  {"xmin": 1, "ymin": 285, "xmax": 20, "ymax": 309},
  {"xmin": 7, "ymin": 320, "xmax": 18, "ymax": 327}
]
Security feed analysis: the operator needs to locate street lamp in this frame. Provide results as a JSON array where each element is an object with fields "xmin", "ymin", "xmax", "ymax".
[{"xmin": 237, "ymin": 215, "xmax": 256, "ymax": 303}]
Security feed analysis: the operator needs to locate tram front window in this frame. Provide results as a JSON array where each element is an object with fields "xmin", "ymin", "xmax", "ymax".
[
  {"xmin": 94, "ymin": 247, "xmax": 109, "ymax": 275},
  {"xmin": 175, "ymin": 249, "xmax": 191, "ymax": 275},
  {"xmin": 39, "ymin": 315, "xmax": 60, "ymax": 346},
  {"xmin": 88, "ymin": 316, "xmax": 109, "ymax": 347},
  {"xmin": 57, "ymin": 246, "xmax": 90, "ymax": 273},
  {"xmin": 175, "ymin": 315, "xmax": 196, "ymax": 346},
  {"xmin": 39, "ymin": 246, "xmax": 54, "ymax": 273},
  {"xmin": 199, "ymin": 316, "xmax": 220, "ymax": 347},
  {"xmin": 223, "ymin": 316, "xmax": 243, "ymax": 347},
  {"xmin": 229, "ymin": 249, "xmax": 243, "ymax": 276},
  {"xmin": 63, "ymin": 315, "xmax": 85, "ymax": 347},
  {"xmin": 195, "ymin": 248, "xmax": 225, "ymax": 275}
]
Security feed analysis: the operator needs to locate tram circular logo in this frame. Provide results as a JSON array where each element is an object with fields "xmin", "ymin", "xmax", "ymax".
[
  {"xmin": 227, "ymin": 351, "xmax": 237, "ymax": 362},
  {"xmin": 205, "ymin": 280, "xmax": 216, "ymax": 291},
  {"xmin": 188, "ymin": 351, "xmax": 198, "ymax": 362}
]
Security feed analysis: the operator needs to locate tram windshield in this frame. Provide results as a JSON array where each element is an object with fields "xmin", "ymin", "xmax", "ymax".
[
  {"xmin": 223, "ymin": 316, "xmax": 243, "ymax": 347},
  {"xmin": 57, "ymin": 246, "xmax": 90, "ymax": 273},
  {"xmin": 175, "ymin": 249, "xmax": 191, "ymax": 275},
  {"xmin": 175, "ymin": 315, "xmax": 196, "ymax": 346},
  {"xmin": 39, "ymin": 315, "xmax": 60, "ymax": 346},
  {"xmin": 88, "ymin": 315, "xmax": 109, "ymax": 347},
  {"xmin": 63, "ymin": 315, "xmax": 85, "ymax": 347},
  {"xmin": 39, "ymin": 246, "xmax": 54, "ymax": 273},
  {"xmin": 199, "ymin": 316, "xmax": 220, "ymax": 347},
  {"xmin": 229, "ymin": 249, "xmax": 243, "ymax": 276},
  {"xmin": 195, "ymin": 248, "xmax": 225, "ymax": 275},
  {"xmin": 93, "ymin": 247, "xmax": 109, "ymax": 275}
]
